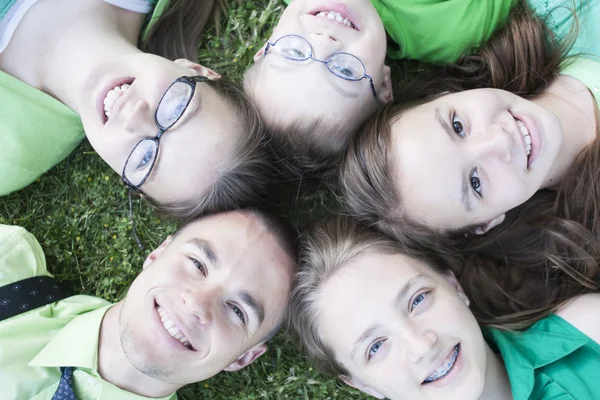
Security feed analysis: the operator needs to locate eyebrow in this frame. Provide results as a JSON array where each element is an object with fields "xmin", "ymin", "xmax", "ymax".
[
  {"xmin": 350, "ymin": 324, "xmax": 380, "ymax": 360},
  {"xmin": 435, "ymin": 107, "xmax": 472, "ymax": 213},
  {"xmin": 239, "ymin": 290, "xmax": 265, "ymax": 326},
  {"xmin": 394, "ymin": 273, "xmax": 426, "ymax": 307},
  {"xmin": 185, "ymin": 238, "xmax": 219, "ymax": 266}
]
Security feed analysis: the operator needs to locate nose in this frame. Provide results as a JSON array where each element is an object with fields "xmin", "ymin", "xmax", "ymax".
[
  {"xmin": 470, "ymin": 124, "xmax": 513, "ymax": 164},
  {"xmin": 309, "ymin": 32, "xmax": 342, "ymax": 57},
  {"xmin": 123, "ymin": 100, "xmax": 154, "ymax": 135},
  {"xmin": 404, "ymin": 324, "xmax": 438, "ymax": 363},
  {"xmin": 180, "ymin": 286, "xmax": 219, "ymax": 325}
]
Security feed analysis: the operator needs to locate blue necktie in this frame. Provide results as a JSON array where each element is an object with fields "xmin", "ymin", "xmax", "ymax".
[{"xmin": 51, "ymin": 367, "xmax": 77, "ymax": 400}]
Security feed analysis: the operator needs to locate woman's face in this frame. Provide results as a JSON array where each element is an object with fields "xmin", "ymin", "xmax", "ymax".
[
  {"xmin": 317, "ymin": 251, "xmax": 488, "ymax": 400},
  {"xmin": 390, "ymin": 89, "xmax": 563, "ymax": 232},
  {"xmin": 78, "ymin": 54, "xmax": 238, "ymax": 205}
]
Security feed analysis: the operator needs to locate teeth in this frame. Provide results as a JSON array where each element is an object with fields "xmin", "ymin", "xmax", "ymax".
[
  {"xmin": 315, "ymin": 11, "xmax": 353, "ymax": 27},
  {"xmin": 424, "ymin": 345, "xmax": 459, "ymax": 383},
  {"xmin": 103, "ymin": 83, "xmax": 130, "ymax": 120},
  {"xmin": 515, "ymin": 119, "xmax": 532, "ymax": 157},
  {"xmin": 157, "ymin": 305, "xmax": 192, "ymax": 349}
]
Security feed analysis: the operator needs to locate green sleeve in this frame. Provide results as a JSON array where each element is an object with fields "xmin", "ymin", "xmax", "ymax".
[
  {"xmin": 373, "ymin": 0, "xmax": 517, "ymax": 63},
  {"xmin": 0, "ymin": 71, "xmax": 84, "ymax": 196}
]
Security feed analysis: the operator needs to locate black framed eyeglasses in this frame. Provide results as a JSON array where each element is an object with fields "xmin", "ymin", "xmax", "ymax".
[
  {"xmin": 122, "ymin": 75, "xmax": 208, "ymax": 250},
  {"xmin": 121, "ymin": 75, "xmax": 209, "ymax": 191},
  {"xmin": 264, "ymin": 34, "xmax": 377, "ymax": 97}
]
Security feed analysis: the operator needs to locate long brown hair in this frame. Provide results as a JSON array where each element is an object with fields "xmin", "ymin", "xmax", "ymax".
[
  {"xmin": 340, "ymin": 1, "xmax": 600, "ymax": 327},
  {"xmin": 140, "ymin": 0, "xmax": 225, "ymax": 61}
]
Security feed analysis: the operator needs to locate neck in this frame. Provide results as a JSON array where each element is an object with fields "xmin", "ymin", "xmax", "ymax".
[
  {"xmin": 98, "ymin": 303, "xmax": 180, "ymax": 397},
  {"xmin": 1, "ymin": 0, "xmax": 144, "ymax": 113},
  {"xmin": 535, "ymin": 75, "xmax": 598, "ymax": 188},
  {"xmin": 478, "ymin": 344, "xmax": 513, "ymax": 400}
]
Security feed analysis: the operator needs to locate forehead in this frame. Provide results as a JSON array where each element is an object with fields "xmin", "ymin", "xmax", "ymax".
[
  {"xmin": 391, "ymin": 105, "xmax": 469, "ymax": 229},
  {"xmin": 318, "ymin": 253, "xmax": 436, "ymax": 346},
  {"xmin": 142, "ymin": 84, "xmax": 239, "ymax": 203}
]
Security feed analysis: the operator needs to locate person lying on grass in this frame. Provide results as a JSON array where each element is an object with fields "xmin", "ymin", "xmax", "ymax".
[
  {"xmin": 288, "ymin": 217, "xmax": 600, "ymax": 400},
  {"xmin": 243, "ymin": 0, "xmax": 586, "ymax": 173},
  {"xmin": 0, "ymin": 209, "xmax": 297, "ymax": 399},
  {"xmin": 0, "ymin": 0, "xmax": 267, "ymax": 221}
]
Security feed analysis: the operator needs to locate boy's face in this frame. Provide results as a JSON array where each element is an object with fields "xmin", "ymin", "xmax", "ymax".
[
  {"xmin": 118, "ymin": 211, "xmax": 295, "ymax": 385},
  {"xmin": 246, "ymin": 0, "xmax": 391, "ymax": 139},
  {"xmin": 317, "ymin": 251, "xmax": 488, "ymax": 400}
]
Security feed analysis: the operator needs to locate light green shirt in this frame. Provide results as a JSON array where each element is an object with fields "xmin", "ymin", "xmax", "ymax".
[
  {"xmin": 0, "ymin": 224, "xmax": 177, "ymax": 400},
  {"xmin": 484, "ymin": 314, "xmax": 600, "ymax": 400},
  {"xmin": 529, "ymin": 0, "xmax": 600, "ymax": 59},
  {"xmin": 562, "ymin": 57, "xmax": 600, "ymax": 108}
]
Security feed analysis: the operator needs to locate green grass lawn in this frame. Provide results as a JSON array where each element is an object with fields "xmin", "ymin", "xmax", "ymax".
[{"xmin": 0, "ymin": 1, "xmax": 421, "ymax": 398}]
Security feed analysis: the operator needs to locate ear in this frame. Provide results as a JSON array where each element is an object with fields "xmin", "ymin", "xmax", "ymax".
[
  {"xmin": 377, "ymin": 65, "xmax": 393, "ymax": 104},
  {"xmin": 174, "ymin": 59, "xmax": 221, "ymax": 80},
  {"xmin": 253, "ymin": 44, "xmax": 267, "ymax": 63},
  {"xmin": 473, "ymin": 214, "xmax": 505, "ymax": 235},
  {"xmin": 442, "ymin": 271, "xmax": 470, "ymax": 307},
  {"xmin": 223, "ymin": 344, "xmax": 268, "ymax": 372},
  {"xmin": 340, "ymin": 375, "xmax": 385, "ymax": 399},
  {"xmin": 142, "ymin": 235, "xmax": 173, "ymax": 269}
]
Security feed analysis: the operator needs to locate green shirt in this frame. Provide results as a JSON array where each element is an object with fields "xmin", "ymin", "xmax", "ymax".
[
  {"xmin": 0, "ymin": 0, "xmax": 167, "ymax": 197},
  {"xmin": 561, "ymin": 57, "xmax": 600, "ymax": 108},
  {"xmin": 529, "ymin": 0, "xmax": 600, "ymax": 59},
  {"xmin": 282, "ymin": 0, "xmax": 516, "ymax": 63},
  {"xmin": 0, "ymin": 224, "xmax": 177, "ymax": 400},
  {"xmin": 484, "ymin": 314, "xmax": 600, "ymax": 400}
]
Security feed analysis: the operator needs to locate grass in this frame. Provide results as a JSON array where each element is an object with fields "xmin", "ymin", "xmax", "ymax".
[{"xmin": 0, "ymin": 1, "xmax": 423, "ymax": 398}]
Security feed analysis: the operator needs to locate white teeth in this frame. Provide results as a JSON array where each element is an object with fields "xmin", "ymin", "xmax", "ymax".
[
  {"xmin": 315, "ymin": 11, "xmax": 353, "ymax": 27},
  {"xmin": 103, "ymin": 83, "xmax": 130, "ymax": 120},
  {"xmin": 515, "ymin": 119, "xmax": 532, "ymax": 157},
  {"xmin": 157, "ymin": 305, "xmax": 192, "ymax": 349}
]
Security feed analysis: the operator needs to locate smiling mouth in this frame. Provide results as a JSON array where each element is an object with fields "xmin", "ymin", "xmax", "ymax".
[
  {"xmin": 513, "ymin": 116, "xmax": 532, "ymax": 166},
  {"xmin": 156, "ymin": 304, "xmax": 194, "ymax": 350},
  {"xmin": 103, "ymin": 79, "xmax": 135, "ymax": 121},
  {"xmin": 423, "ymin": 344, "xmax": 460, "ymax": 384},
  {"xmin": 313, "ymin": 10, "xmax": 355, "ymax": 29}
]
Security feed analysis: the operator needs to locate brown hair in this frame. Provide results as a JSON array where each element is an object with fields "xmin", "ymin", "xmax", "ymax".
[
  {"xmin": 140, "ymin": 0, "xmax": 225, "ymax": 61},
  {"xmin": 147, "ymin": 78, "xmax": 272, "ymax": 222}
]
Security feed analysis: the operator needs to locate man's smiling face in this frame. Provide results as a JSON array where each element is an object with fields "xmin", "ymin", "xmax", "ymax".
[{"xmin": 118, "ymin": 211, "xmax": 295, "ymax": 385}]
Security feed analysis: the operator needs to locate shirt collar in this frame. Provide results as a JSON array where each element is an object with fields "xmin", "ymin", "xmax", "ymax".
[
  {"xmin": 29, "ymin": 304, "xmax": 178, "ymax": 400},
  {"xmin": 29, "ymin": 304, "xmax": 111, "ymax": 369},
  {"xmin": 483, "ymin": 315, "xmax": 588, "ymax": 398}
]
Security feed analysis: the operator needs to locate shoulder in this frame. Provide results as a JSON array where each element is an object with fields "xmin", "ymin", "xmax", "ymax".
[
  {"xmin": 556, "ymin": 294, "xmax": 600, "ymax": 344},
  {"xmin": 0, "ymin": 225, "xmax": 48, "ymax": 285}
]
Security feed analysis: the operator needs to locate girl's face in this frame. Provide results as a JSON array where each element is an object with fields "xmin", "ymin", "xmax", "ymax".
[
  {"xmin": 78, "ymin": 54, "xmax": 238, "ymax": 204},
  {"xmin": 247, "ymin": 0, "xmax": 392, "ymax": 134},
  {"xmin": 317, "ymin": 252, "xmax": 488, "ymax": 400},
  {"xmin": 390, "ymin": 89, "xmax": 563, "ymax": 233}
]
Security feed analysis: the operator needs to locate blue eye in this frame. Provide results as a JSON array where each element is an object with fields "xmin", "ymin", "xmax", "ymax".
[
  {"xmin": 452, "ymin": 114, "xmax": 465, "ymax": 138},
  {"xmin": 136, "ymin": 150, "xmax": 154, "ymax": 170},
  {"xmin": 411, "ymin": 293, "xmax": 427, "ymax": 310},
  {"xmin": 189, "ymin": 257, "xmax": 206, "ymax": 276},
  {"xmin": 470, "ymin": 169, "xmax": 482, "ymax": 195},
  {"xmin": 368, "ymin": 340, "xmax": 385, "ymax": 359}
]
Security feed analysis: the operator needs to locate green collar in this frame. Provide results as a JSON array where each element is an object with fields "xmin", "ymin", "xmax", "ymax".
[{"xmin": 483, "ymin": 315, "xmax": 588, "ymax": 398}]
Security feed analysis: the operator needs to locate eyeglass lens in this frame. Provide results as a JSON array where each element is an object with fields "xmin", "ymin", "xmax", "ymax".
[{"xmin": 273, "ymin": 36, "xmax": 366, "ymax": 80}]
